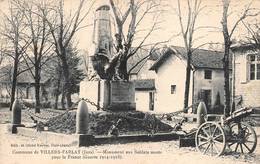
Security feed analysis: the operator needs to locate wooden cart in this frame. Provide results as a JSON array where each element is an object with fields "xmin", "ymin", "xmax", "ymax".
[{"xmin": 195, "ymin": 107, "xmax": 257, "ymax": 156}]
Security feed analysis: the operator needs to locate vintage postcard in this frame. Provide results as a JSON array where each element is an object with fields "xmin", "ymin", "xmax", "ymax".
[{"xmin": 0, "ymin": 0, "xmax": 259, "ymax": 164}]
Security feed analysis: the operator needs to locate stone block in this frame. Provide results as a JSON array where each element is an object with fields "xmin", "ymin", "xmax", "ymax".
[
  {"xmin": 78, "ymin": 134, "xmax": 95, "ymax": 147},
  {"xmin": 107, "ymin": 81, "xmax": 136, "ymax": 111}
]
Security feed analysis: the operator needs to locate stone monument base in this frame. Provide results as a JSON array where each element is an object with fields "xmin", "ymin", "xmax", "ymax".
[
  {"xmin": 79, "ymin": 80, "xmax": 136, "ymax": 111},
  {"xmin": 7, "ymin": 124, "xmax": 25, "ymax": 134}
]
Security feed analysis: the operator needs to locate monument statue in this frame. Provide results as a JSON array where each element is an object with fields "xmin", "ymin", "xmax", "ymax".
[
  {"xmin": 80, "ymin": 4, "xmax": 136, "ymax": 111},
  {"xmin": 90, "ymin": 5, "xmax": 113, "ymax": 79},
  {"xmin": 90, "ymin": 5, "xmax": 124, "ymax": 80}
]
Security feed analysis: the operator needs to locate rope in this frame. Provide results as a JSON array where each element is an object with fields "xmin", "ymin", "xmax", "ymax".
[
  {"xmin": 159, "ymin": 102, "xmax": 200, "ymax": 120},
  {"xmin": 81, "ymin": 98, "xmax": 106, "ymax": 111},
  {"xmin": 79, "ymin": 98, "xmax": 201, "ymax": 134},
  {"xmin": 24, "ymin": 108, "xmax": 69, "ymax": 121},
  {"xmin": 18, "ymin": 97, "xmax": 200, "ymax": 135},
  {"xmin": 20, "ymin": 99, "xmax": 81, "ymax": 122}
]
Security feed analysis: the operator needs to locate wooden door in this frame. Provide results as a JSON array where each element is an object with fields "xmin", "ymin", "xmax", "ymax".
[{"xmin": 149, "ymin": 92, "xmax": 154, "ymax": 111}]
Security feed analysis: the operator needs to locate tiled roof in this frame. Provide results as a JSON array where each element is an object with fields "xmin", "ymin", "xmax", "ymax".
[
  {"xmin": 133, "ymin": 79, "xmax": 155, "ymax": 90},
  {"xmin": 149, "ymin": 48, "xmax": 174, "ymax": 70},
  {"xmin": 150, "ymin": 46, "xmax": 227, "ymax": 70},
  {"xmin": 231, "ymin": 43, "xmax": 259, "ymax": 52}
]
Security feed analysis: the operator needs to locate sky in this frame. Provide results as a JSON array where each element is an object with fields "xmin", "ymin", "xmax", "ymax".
[{"xmin": 0, "ymin": 0, "xmax": 260, "ymax": 54}]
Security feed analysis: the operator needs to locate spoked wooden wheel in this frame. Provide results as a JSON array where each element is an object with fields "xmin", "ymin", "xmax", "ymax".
[
  {"xmin": 228, "ymin": 122, "xmax": 257, "ymax": 154},
  {"xmin": 195, "ymin": 122, "xmax": 226, "ymax": 156}
]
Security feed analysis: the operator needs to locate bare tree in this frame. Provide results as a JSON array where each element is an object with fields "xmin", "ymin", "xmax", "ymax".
[
  {"xmin": 242, "ymin": 20, "xmax": 260, "ymax": 49},
  {"xmin": 13, "ymin": 0, "xmax": 54, "ymax": 113},
  {"xmin": 104, "ymin": 0, "xmax": 166, "ymax": 80},
  {"xmin": 0, "ymin": 2, "xmax": 31, "ymax": 111},
  {"xmin": 0, "ymin": 55, "xmax": 2, "ymax": 67},
  {"xmin": 0, "ymin": 35, "xmax": 6, "ymax": 66},
  {"xmin": 221, "ymin": 0, "xmax": 259, "ymax": 116},
  {"xmin": 0, "ymin": 39, "xmax": 5, "ymax": 66},
  {"xmin": 175, "ymin": 0, "xmax": 204, "ymax": 112},
  {"xmin": 0, "ymin": 57, "xmax": 13, "ymax": 100},
  {"xmin": 43, "ymin": 44, "xmax": 85, "ymax": 109},
  {"xmin": 39, "ymin": 0, "xmax": 92, "ymax": 108}
]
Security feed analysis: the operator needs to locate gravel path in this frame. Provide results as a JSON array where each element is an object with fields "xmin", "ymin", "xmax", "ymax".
[
  {"xmin": 1, "ymin": 107, "xmax": 260, "ymax": 164},
  {"xmin": 0, "ymin": 124, "xmax": 259, "ymax": 164}
]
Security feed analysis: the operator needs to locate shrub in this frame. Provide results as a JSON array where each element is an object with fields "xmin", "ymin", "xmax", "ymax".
[
  {"xmin": 0, "ymin": 102, "xmax": 10, "ymax": 108},
  {"xmin": 211, "ymin": 92, "xmax": 224, "ymax": 114}
]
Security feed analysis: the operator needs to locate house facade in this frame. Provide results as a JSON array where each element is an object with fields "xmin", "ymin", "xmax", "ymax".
[
  {"xmin": 231, "ymin": 45, "xmax": 260, "ymax": 107},
  {"xmin": 0, "ymin": 61, "xmax": 56, "ymax": 104},
  {"xmin": 133, "ymin": 79, "xmax": 156, "ymax": 112},
  {"xmin": 130, "ymin": 46, "xmax": 228, "ymax": 114},
  {"xmin": 0, "ymin": 67, "xmax": 50, "ymax": 103}
]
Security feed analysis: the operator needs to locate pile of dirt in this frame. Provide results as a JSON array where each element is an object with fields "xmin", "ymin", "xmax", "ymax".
[{"xmin": 45, "ymin": 111, "xmax": 173, "ymax": 135}]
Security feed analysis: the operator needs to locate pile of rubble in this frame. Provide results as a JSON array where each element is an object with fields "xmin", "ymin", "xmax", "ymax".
[{"xmin": 45, "ymin": 111, "xmax": 173, "ymax": 135}]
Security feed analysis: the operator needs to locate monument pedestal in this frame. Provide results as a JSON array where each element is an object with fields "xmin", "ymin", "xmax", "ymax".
[
  {"xmin": 80, "ymin": 80, "xmax": 136, "ymax": 111},
  {"xmin": 108, "ymin": 81, "xmax": 136, "ymax": 111}
]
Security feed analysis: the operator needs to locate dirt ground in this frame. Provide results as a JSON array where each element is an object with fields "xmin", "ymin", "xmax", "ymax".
[{"xmin": 0, "ymin": 107, "xmax": 260, "ymax": 164}]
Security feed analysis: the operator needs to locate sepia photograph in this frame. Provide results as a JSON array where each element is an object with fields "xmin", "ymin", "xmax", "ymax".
[{"xmin": 0, "ymin": 0, "xmax": 260, "ymax": 163}]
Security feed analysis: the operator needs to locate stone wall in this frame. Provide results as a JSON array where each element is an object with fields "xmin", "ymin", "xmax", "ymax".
[
  {"xmin": 79, "ymin": 80, "xmax": 108, "ymax": 110},
  {"xmin": 234, "ymin": 52, "xmax": 260, "ymax": 107}
]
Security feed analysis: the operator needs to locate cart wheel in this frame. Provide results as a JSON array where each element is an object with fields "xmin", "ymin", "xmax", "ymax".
[
  {"xmin": 195, "ymin": 122, "xmax": 226, "ymax": 156},
  {"xmin": 228, "ymin": 122, "xmax": 257, "ymax": 154}
]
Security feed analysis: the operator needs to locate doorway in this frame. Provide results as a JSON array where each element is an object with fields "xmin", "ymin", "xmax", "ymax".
[
  {"xmin": 200, "ymin": 89, "xmax": 212, "ymax": 110},
  {"xmin": 149, "ymin": 92, "xmax": 154, "ymax": 111}
]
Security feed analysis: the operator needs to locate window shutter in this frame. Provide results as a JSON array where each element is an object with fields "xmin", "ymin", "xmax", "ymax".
[
  {"xmin": 246, "ymin": 55, "xmax": 250, "ymax": 81},
  {"xmin": 240, "ymin": 54, "xmax": 249, "ymax": 83}
]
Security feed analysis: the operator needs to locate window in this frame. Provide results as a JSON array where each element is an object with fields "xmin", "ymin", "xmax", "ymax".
[
  {"xmin": 249, "ymin": 54, "xmax": 260, "ymax": 80},
  {"xmin": 204, "ymin": 70, "xmax": 212, "ymax": 79},
  {"xmin": 250, "ymin": 64, "xmax": 255, "ymax": 80},
  {"xmin": 171, "ymin": 85, "xmax": 176, "ymax": 94}
]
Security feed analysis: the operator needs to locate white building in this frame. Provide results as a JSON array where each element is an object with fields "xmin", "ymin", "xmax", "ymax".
[
  {"xmin": 231, "ymin": 44, "xmax": 260, "ymax": 107},
  {"xmin": 130, "ymin": 46, "xmax": 229, "ymax": 114}
]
